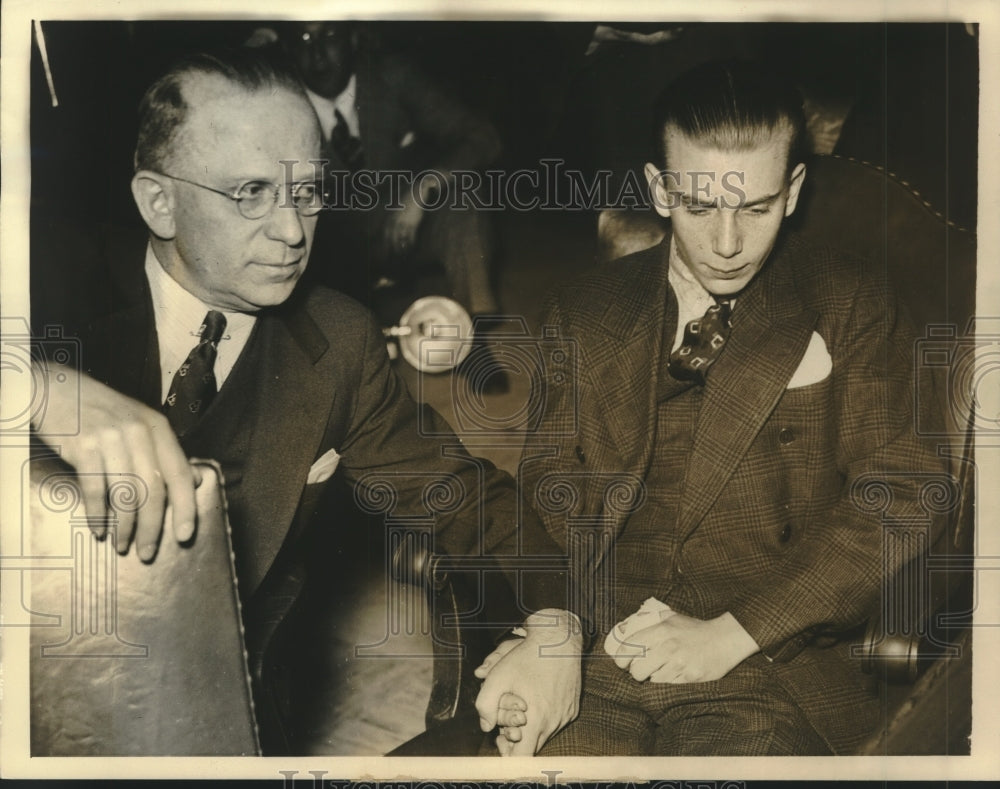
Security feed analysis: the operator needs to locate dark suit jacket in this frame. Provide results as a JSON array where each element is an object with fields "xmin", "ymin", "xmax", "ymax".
[
  {"xmin": 308, "ymin": 49, "xmax": 501, "ymax": 299},
  {"xmin": 82, "ymin": 246, "xmax": 559, "ymax": 638},
  {"xmin": 520, "ymin": 231, "xmax": 949, "ymax": 752},
  {"xmin": 323, "ymin": 50, "xmax": 501, "ymax": 176}
]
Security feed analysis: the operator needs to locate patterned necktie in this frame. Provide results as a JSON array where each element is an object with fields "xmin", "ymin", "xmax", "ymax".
[
  {"xmin": 330, "ymin": 108, "xmax": 365, "ymax": 172},
  {"xmin": 164, "ymin": 310, "xmax": 227, "ymax": 436},
  {"xmin": 668, "ymin": 297, "xmax": 733, "ymax": 385}
]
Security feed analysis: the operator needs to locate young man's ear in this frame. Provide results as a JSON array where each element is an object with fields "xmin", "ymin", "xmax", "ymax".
[
  {"xmin": 783, "ymin": 162, "xmax": 807, "ymax": 217},
  {"xmin": 131, "ymin": 171, "xmax": 177, "ymax": 239},
  {"xmin": 644, "ymin": 162, "xmax": 677, "ymax": 219}
]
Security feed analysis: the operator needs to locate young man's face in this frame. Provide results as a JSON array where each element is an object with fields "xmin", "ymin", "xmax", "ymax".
[
  {"xmin": 148, "ymin": 74, "xmax": 321, "ymax": 312},
  {"xmin": 646, "ymin": 124, "xmax": 805, "ymax": 297}
]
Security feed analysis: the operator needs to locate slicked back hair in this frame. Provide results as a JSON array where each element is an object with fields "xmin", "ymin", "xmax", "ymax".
[
  {"xmin": 651, "ymin": 59, "xmax": 808, "ymax": 175},
  {"xmin": 134, "ymin": 47, "xmax": 305, "ymax": 172}
]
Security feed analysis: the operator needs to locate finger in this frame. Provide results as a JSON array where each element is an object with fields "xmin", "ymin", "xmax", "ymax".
[
  {"xmin": 73, "ymin": 453, "xmax": 111, "ymax": 541},
  {"xmin": 497, "ymin": 708, "xmax": 526, "ymax": 728},
  {"xmin": 498, "ymin": 691, "xmax": 527, "ymax": 712},
  {"xmin": 495, "ymin": 734, "xmax": 514, "ymax": 756},
  {"xmin": 97, "ymin": 429, "xmax": 138, "ymax": 555},
  {"xmin": 497, "ymin": 710, "xmax": 528, "ymax": 729},
  {"xmin": 629, "ymin": 655, "xmax": 660, "ymax": 682},
  {"xmin": 613, "ymin": 640, "xmax": 641, "ymax": 670},
  {"xmin": 150, "ymin": 419, "xmax": 196, "ymax": 543},
  {"xmin": 473, "ymin": 637, "xmax": 521, "ymax": 678},
  {"xmin": 126, "ymin": 423, "xmax": 168, "ymax": 563},
  {"xmin": 474, "ymin": 652, "xmax": 501, "ymax": 678},
  {"xmin": 649, "ymin": 665, "xmax": 681, "ymax": 683},
  {"xmin": 616, "ymin": 618, "xmax": 671, "ymax": 669},
  {"xmin": 499, "ymin": 725, "xmax": 522, "ymax": 743},
  {"xmin": 474, "ymin": 682, "xmax": 501, "ymax": 732}
]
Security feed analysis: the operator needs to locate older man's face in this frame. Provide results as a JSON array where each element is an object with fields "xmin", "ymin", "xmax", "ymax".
[
  {"xmin": 161, "ymin": 74, "xmax": 321, "ymax": 312},
  {"xmin": 647, "ymin": 124, "xmax": 805, "ymax": 297}
]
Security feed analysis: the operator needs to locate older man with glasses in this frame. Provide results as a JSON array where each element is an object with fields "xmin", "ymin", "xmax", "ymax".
[{"xmin": 30, "ymin": 47, "xmax": 578, "ymax": 753}]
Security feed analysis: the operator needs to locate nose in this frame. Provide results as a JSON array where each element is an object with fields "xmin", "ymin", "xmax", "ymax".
[
  {"xmin": 264, "ymin": 200, "xmax": 306, "ymax": 248},
  {"xmin": 712, "ymin": 211, "xmax": 743, "ymax": 259},
  {"xmin": 310, "ymin": 44, "xmax": 328, "ymax": 72}
]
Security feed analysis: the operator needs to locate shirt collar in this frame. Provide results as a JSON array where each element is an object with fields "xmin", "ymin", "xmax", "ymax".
[
  {"xmin": 144, "ymin": 245, "xmax": 257, "ymax": 400},
  {"xmin": 667, "ymin": 237, "xmax": 737, "ymax": 351},
  {"xmin": 305, "ymin": 73, "xmax": 359, "ymax": 142}
]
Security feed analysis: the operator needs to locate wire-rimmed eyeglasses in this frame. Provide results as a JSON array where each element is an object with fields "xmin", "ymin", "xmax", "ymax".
[{"xmin": 159, "ymin": 172, "xmax": 325, "ymax": 220}]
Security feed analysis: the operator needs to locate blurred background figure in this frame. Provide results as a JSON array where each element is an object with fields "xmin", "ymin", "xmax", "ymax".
[{"xmin": 271, "ymin": 22, "xmax": 504, "ymax": 329}]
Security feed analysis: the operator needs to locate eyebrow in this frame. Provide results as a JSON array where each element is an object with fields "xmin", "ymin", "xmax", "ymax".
[
  {"xmin": 742, "ymin": 191, "xmax": 783, "ymax": 208},
  {"xmin": 230, "ymin": 176, "xmax": 321, "ymax": 186},
  {"xmin": 679, "ymin": 190, "xmax": 784, "ymax": 209}
]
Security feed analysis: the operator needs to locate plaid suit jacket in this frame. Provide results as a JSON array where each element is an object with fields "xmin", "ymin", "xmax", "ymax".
[{"xmin": 520, "ymin": 231, "xmax": 948, "ymax": 752}]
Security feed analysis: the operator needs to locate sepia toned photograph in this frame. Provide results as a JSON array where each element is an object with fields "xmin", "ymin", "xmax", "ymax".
[{"xmin": 1, "ymin": 0, "xmax": 997, "ymax": 782}]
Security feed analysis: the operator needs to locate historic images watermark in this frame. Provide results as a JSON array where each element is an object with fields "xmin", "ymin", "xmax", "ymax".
[
  {"xmin": 276, "ymin": 159, "xmax": 752, "ymax": 213},
  {"xmin": 276, "ymin": 771, "xmax": 747, "ymax": 789}
]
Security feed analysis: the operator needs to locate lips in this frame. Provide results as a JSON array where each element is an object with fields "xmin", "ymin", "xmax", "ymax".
[
  {"xmin": 253, "ymin": 258, "xmax": 302, "ymax": 269},
  {"xmin": 252, "ymin": 260, "xmax": 303, "ymax": 283},
  {"xmin": 705, "ymin": 262, "xmax": 751, "ymax": 279}
]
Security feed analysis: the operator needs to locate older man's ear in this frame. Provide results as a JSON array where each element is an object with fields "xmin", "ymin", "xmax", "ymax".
[{"xmin": 131, "ymin": 171, "xmax": 177, "ymax": 240}]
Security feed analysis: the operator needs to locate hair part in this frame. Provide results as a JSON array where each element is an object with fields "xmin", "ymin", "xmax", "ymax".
[
  {"xmin": 134, "ymin": 47, "xmax": 304, "ymax": 172},
  {"xmin": 651, "ymin": 59, "xmax": 808, "ymax": 174}
]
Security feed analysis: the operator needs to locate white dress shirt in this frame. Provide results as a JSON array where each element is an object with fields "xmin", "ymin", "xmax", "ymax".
[
  {"xmin": 144, "ymin": 246, "xmax": 256, "ymax": 404},
  {"xmin": 667, "ymin": 239, "xmax": 734, "ymax": 351},
  {"xmin": 305, "ymin": 74, "xmax": 359, "ymax": 144}
]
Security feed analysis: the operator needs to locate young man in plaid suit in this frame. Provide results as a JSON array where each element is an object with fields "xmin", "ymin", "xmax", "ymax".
[{"xmin": 474, "ymin": 59, "xmax": 948, "ymax": 756}]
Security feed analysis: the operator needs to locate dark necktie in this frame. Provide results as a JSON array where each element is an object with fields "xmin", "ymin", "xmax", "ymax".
[
  {"xmin": 164, "ymin": 310, "xmax": 227, "ymax": 436},
  {"xmin": 668, "ymin": 297, "xmax": 733, "ymax": 385},
  {"xmin": 330, "ymin": 108, "xmax": 365, "ymax": 172}
]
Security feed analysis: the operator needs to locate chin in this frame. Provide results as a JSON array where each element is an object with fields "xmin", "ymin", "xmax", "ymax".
[
  {"xmin": 254, "ymin": 283, "xmax": 300, "ymax": 310},
  {"xmin": 707, "ymin": 281, "xmax": 748, "ymax": 297}
]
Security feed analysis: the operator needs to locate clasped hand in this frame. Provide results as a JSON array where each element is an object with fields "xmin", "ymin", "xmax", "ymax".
[
  {"xmin": 607, "ymin": 609, "xmax": 760, "ymax": 684},
  {"xmin": 473, "ymin": 608, "xmax": 582, "ymax": 756},
  {"xmin": 480, "ymin": 604, "xmax": 759, "ymax": 754}
]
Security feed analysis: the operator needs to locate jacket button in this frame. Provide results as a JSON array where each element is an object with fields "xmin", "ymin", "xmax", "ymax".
[
  {"xmin": 779, "ymin": 523, "xmax": 792, "ymax": 543},
  {"xmin": 778, "ymin": 428, "xmax": 795, "ymax": 445},
  {"xmin": 575, "ymin": 445, "xmax": 586, "ymax": 464}
]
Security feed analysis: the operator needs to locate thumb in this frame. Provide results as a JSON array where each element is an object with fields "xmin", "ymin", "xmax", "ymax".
[
  {"xmin": 474, "ymin": 679, "xmax": 502, "ymax": 732},
  {"xmin": 474, "ymin": 637, "xmax": 522, "ymax": 677}
]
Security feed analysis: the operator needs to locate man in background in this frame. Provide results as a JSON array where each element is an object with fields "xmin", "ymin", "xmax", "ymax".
[{"xmin": 276, "ymin": 22, "xmax": 503, "ymax": 328}]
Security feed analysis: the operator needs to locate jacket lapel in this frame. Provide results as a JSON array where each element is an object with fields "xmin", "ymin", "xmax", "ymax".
[
  {"xmin": 587, "ymin": 245, "xmax": 670, "ymax": 478},
  {"xmin": 236, "ymin": 295, "xmax": 339, "ymax": 590},
  {"xmin": 678, "ymin": 244, "xmax": 818, "ymax": 538},
  {"xmin": 86, "ymin": 278, "xmax": 162, "ymax": 409}
]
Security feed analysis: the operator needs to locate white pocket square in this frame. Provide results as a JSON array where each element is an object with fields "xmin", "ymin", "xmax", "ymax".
[
  {"xmin": 787, "ymin": 331, "xmax": 832, "ymax": 389},
  {"xmin": 306, "ymin": 448, "xmax": 341, "ymax": 485}
]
